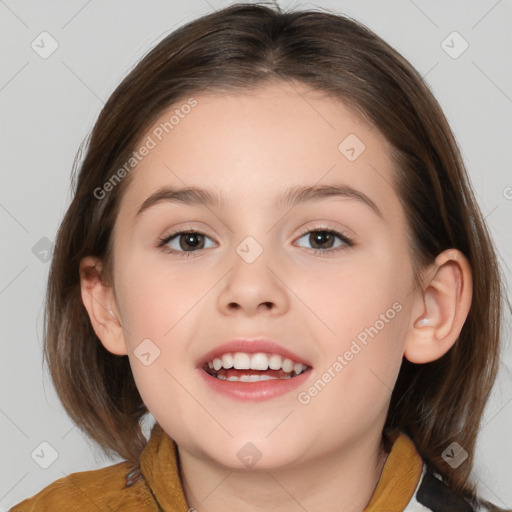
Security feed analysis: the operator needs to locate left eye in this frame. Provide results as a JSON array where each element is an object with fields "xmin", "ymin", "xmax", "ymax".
[
  {"xmin": 159, "ymin": 231, "xmax": 216, "ymax": 252},
  {"xmin": 295, "ymin": 229, "xmax": 351, "ymax": 251}
]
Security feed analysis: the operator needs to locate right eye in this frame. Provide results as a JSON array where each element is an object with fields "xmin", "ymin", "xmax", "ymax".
[{"xmin": 157, "ymin": 230, "xmax": 217, "ymax": 256}]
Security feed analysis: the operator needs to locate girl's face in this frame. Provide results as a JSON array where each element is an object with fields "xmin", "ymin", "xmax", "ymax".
[{"xmin": 109, "ymin": 81, "xmax": 420, "ymax": 469}]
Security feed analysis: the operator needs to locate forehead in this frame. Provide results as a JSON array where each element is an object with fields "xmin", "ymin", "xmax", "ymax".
[{"xmin": 119, "ymin": 81, "xmax": 398, "ymax": 216}]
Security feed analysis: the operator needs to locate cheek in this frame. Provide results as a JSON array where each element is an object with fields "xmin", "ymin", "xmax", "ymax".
[
  {"xmin": 295, "ymin": 246, "xmax": 412, "ymax": 409},
  {"xmin": 115, "ymin": 260, "xmax": 205, "ymax": 423},
  {"xmin": 295, "ymin": 245, "xmax": 412, "ymax": 343},
  {"xmin": 295, "ymin": 297, "xmax": 409, "ymax": 444},
  {"xmin": 114, "ymin": 256, "xmax": 208, "ymax": 343},
  {"xmin": 114, "ymin": 256, "xmax": 218, "ymax": 398}
]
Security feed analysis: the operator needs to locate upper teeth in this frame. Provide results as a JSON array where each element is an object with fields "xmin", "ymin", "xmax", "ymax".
[{"xmin": 208, "ymin": 352, "xmax": 307, "ymax": 375}]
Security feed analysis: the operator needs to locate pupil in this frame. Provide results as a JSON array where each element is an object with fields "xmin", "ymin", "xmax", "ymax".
[
  {"xmin": 181, "ymin": 233, "xmax": 203, "ymax": 250},
  {"xmin": 312, "ymin": 231, "xmax": 333, "ymax": 249}
]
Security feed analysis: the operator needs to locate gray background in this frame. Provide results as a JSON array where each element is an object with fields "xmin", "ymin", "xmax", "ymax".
[{"xmin": 1, "ymin": 0, "xmax": 511, "ymax": 509}]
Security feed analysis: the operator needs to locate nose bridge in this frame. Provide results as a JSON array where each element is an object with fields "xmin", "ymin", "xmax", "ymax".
[
  {"xmin": 226, "ymin": 201, "xmax": 278, "ymax": 267},
  {"xmin": 235, "ymin": 234, "xmax": 266, "ymax": 266}
]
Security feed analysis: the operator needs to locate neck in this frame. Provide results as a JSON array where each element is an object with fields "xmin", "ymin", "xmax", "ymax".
[{"xmin": 178, "ymin": 432, "xmax": 388, "ymax": 512}]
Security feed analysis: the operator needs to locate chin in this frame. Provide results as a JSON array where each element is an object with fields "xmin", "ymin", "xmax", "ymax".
[{"xmin": 196, "ymin": 436, "xmax": 309, "ymax": 472}]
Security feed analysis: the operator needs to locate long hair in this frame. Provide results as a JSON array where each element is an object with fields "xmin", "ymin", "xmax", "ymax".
[{"xmin": 44, "ymin": 2, "xmax": 505, "ymax": 505}]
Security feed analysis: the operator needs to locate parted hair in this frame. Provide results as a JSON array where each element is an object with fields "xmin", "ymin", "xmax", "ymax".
[{"xmin": 44, "ymin": 2, "xmax": 506, "ymax": 507}]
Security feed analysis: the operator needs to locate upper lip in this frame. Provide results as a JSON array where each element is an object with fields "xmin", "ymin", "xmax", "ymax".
[{"xmin": 197, "ymin": 339, "xmax": 312, "ymax": 368}]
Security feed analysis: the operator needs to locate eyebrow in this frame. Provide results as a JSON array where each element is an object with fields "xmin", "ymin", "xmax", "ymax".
[{"xmin": 135, "ymin": 183, "xmax": 383, "ymax": 218}]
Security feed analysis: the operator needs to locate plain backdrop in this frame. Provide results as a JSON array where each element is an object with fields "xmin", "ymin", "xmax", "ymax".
[{"xmin": 1, "ymin": 0, "xmax": 511, "ymax": 510}]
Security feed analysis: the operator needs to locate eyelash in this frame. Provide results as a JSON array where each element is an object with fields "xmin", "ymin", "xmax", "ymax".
[{"xmin": 156, "ymin": 226, "xmax": 354, "ymax": 259}]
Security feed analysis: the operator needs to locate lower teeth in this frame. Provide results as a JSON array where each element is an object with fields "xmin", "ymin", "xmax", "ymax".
[{"xmin": 216, "ymin": 374, "xmax": 292, "ymax": 382}]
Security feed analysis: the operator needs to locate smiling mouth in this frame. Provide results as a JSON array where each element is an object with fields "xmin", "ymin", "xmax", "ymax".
[{"xmin": 203, "ymin": 352, "xmax": 310, "ymax": 382}]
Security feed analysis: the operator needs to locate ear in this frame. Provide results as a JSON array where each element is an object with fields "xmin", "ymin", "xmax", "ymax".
[
  {"xmin": 404, "ymin": 249, "xmax": 472, "ymax": 363},
  {"xmin": 79, "ymin": 256, "xmax": 128, "ymax": 356}
]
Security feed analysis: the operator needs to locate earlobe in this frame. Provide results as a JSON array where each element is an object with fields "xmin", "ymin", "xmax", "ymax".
[
  {"xmin": 79, "ymin": 256, "xmax": 128, "ymax": 356},
  {"xmin": 404, "ymin": 249, "xmax": 472, "ymax": 364}
]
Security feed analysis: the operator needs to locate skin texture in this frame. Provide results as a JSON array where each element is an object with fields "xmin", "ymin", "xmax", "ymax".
[{"xmin": 80, "ymin": 81, "xmax": 472, "ymax": 512}]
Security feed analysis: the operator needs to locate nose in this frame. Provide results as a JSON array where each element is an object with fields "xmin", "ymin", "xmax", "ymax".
[{"xmin": 216, "ymin": 241, "xmax": 290, "ymax": 317}]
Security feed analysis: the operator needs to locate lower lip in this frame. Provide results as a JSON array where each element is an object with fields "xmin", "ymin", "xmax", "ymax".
[{"xmin": 197, "ymin": 368, "xmax": 312, "ymax": 402}]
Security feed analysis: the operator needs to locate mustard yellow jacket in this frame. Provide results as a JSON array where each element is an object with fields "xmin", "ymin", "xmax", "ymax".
[{"xmin": 11, "ymin": 423, "xmax": 480, "ymax": 511}]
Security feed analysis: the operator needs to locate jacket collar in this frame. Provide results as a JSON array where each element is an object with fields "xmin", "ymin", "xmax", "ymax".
[
  {"xmin": 140, "ymin": 422, "xmax": 189, "ymax": 511},
  {"xmin": 364, "ymin": 431, "xmax": 423, "ymax": 511}
]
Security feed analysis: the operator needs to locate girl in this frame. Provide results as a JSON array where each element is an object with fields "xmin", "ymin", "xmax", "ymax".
[{"xmin": 11, "ymin": 2, "xmax": 509, "ymax": 511}]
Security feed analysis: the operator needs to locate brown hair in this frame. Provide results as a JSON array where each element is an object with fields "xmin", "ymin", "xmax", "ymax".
[{"xmin": 44, "ymin": 1, "xmax": 506, "ymax": 506}]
